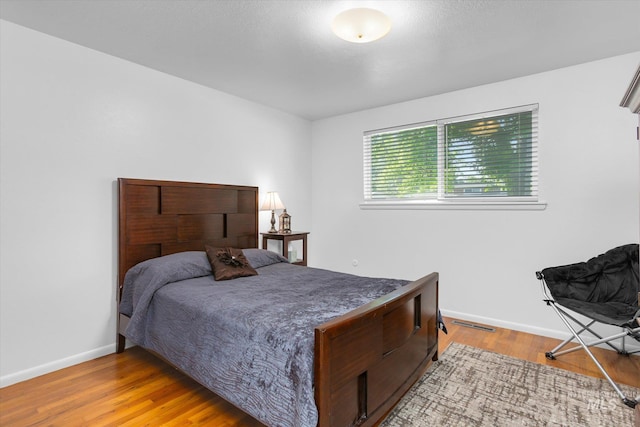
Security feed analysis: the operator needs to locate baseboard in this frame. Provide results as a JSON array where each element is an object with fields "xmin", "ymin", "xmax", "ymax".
[
  {"xmin": 441, "ymin": 309, "xmax": 640, "ymax": 353},
  {"xmin": 0, "ymin": 344, "xmax": 114, "ymax": 388}
]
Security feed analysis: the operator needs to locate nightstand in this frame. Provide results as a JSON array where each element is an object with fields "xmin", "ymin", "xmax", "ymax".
[{"xmin": 261, "ymin": 231, "xmax": 309, "ymax": 266}]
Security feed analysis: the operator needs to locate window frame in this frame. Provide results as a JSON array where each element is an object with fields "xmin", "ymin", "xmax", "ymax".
[{"xmin": 361, "ymin": 104, "xmax": 546, "ymax": 211}]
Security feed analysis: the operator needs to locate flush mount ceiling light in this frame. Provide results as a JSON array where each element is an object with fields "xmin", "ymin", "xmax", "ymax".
[{"xmin": 331, "ymin": 8, "xmax": 391, "ymax": 43}]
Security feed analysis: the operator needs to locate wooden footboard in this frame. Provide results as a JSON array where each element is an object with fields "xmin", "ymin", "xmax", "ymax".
[{"xmin": 314, "ymin": 272, "xmax": 439, "ymax": 427}]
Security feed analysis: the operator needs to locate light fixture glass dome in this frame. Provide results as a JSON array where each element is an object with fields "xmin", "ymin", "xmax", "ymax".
[{"xmin": 331, "ymin": 8, "xmax": 391, "ymax": 43}]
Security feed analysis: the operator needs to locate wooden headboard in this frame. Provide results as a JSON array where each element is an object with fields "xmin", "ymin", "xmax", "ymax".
[{"xmin": 118, "ymin": 178, "xmax": 259, "ymax": 290}]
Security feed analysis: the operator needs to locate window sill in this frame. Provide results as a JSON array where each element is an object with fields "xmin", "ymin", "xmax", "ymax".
[{"xmin": 359, "ymin": 200, "xmax": 547, "ymax": 211}]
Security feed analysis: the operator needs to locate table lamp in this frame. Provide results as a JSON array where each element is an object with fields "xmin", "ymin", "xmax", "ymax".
[{"xmin": 260, "ymin": 191, "xmax": 285, "ymax": 233}]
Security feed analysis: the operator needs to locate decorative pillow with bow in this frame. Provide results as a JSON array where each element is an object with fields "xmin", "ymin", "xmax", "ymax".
[{"xmin": 205, "ymin": 246, "xmax": 258, "ymax": 281}]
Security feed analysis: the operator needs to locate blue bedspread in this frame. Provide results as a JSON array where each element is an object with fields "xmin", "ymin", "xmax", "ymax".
[{"xmin": 120, "ymin": 250, "xmax": 408, "ymax": 427}]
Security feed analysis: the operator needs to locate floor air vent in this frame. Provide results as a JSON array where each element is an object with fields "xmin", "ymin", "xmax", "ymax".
[{"xmin": 451, "ymin": 320, "xmax": 496, "ymax": 332}]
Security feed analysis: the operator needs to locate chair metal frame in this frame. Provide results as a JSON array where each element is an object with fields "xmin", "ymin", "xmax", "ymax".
[{"xmin": 536, "ymin": 271, "xmax": 640, "ymax": 409}]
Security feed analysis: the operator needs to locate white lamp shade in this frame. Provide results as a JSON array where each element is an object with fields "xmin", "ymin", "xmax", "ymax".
[
  {"xmin": 331, "ymin": 8, "xmax": 391, "ymax": 43},
  {"xmin": 260, "ymin": 191, "xmax": 285, "ymax": 211}
]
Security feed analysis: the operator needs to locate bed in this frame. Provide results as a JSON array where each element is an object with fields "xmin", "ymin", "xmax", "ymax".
[{"xmin": 116, "ymin": 178, "xmax": 440, "ymax": 427}]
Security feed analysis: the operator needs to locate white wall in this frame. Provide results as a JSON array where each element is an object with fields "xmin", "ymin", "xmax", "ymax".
[
  {"xmin": 310, "ymin": 53, "xmax": 640, "ymax": 341},
  {"xmin": 0, "ymin": 21, "xmax": 312, "ymax": 386}
]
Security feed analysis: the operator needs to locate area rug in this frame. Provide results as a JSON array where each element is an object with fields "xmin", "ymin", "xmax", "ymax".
[{"xmin": 380, "ymin": 342, "xmax": 639, "ymax": 427}]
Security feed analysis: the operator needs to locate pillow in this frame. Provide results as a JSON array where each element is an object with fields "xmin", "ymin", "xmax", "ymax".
[
  {"xmin": 205, "ymin": 246, "xmax": 258, "ymax": 281},
  {"xmin": 242, "ymin": 248, "xmax": 289, "ymax": 269},
  {"xmin": 120, "ymin": 251, "xmax": 212, "ymax": 316}
]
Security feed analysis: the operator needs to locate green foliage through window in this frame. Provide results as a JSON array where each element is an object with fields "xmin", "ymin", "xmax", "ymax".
[{"xmin": 369, "ymin": 125, "xmax": 438, "ymax": 198}]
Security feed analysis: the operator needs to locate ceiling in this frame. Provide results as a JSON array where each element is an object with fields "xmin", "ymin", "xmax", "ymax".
[{"xmin": 1, "ymin": 0, "xmax": 639, "ymax": 120}]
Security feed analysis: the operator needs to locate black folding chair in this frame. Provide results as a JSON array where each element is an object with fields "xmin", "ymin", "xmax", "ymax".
[{"xmin": 535, "ymin": 243, "xmax": 640, "ymax": 408}]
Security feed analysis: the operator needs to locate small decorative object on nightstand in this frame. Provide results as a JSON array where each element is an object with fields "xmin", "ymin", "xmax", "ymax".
[
  {"xmin": 279, "ymin": 209, "xmax": 291, "ymax": 233},
  {"xmin": 261, "ymin": 231, "xmax": 309, "ymax": 266}
]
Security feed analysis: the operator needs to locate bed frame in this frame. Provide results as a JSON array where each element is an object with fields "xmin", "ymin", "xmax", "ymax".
[{"xmin": 116, "ymin": 178, "xmax": 439, "ymax": 427}]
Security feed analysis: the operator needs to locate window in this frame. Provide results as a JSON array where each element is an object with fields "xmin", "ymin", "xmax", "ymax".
[{"xmin": 362, "ymin": 104, "xmax": 542, "ymax": 209}]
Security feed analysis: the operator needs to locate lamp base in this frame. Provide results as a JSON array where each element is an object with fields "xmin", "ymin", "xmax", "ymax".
[{"xmin": 268, "ymin": 210, "xmax": 277, "ymax": 233}]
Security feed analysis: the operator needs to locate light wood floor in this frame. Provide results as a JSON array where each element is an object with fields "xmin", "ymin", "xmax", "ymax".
[{"xmin": 1, "ymin": 317, "xmax": 638, "ymax": 426}]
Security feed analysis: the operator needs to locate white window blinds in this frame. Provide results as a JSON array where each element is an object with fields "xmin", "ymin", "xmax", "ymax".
[{"xmin": 363, "ymin": 104, "xmax": 539, "ymax": 205}]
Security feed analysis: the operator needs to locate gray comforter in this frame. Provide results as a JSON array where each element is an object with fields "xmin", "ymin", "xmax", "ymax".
[{"xmin": 120, "ymin": 250, "xmax": 408, "ymax": 427}]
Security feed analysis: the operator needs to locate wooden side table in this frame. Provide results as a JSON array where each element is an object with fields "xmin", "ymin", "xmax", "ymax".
[{"xmin": 261, "ymin": 231, "xmax": 309, "ymax": 266}]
